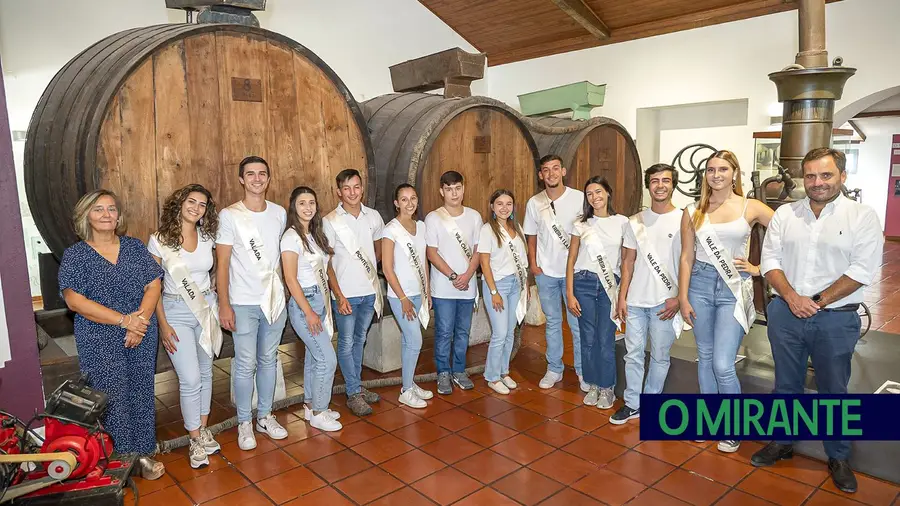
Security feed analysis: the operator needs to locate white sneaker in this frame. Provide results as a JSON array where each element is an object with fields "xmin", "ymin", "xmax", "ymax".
[
  {"xmin": 488, "ymin": 381, "xmax": 510, "ymax": 395},
  {"xmin": 237, "ymin": 421, "xmax": 257, "ymax": 451},
  {"xmin": 579, "ymin": 376, "xmax": 590, "ymax": 393},
  {"xmin": 583, "ymin": 386, "xmax": 599, "ymax": 406},
  {"xmin": 539, "ymin": 370, "xmax": 563, "ymax": 389},
  {"xmin": 198, "ymin": 427, "xmax": 221, "ymax": 455},
  {"xmin": 501, "ymin": 376, "xmax": 517, "ymax": 389},
  {"xmin": 597, "ymin": 388, "xmax": 615, "ymax": 410},
  {"xmin": 188, "ymin": 437, "xmax": 209, "ymax": 469},
  {"xmin": 256, "ymin": 414, "xmax": 288, "ymax": 440},
  {"xmin": 399, "ymin": 389, "xmax": 427, "ymax": 409},
  {"xmin": 303, "ymin": 405, "xmax": 341, "ymax": 421},
  {"xmin": 309, "ymin": 411, "xmax": 343, "ymax": 432},
  {"xmin": 412, "ymin": 384, "xmax": 434, "ymax": 400}
]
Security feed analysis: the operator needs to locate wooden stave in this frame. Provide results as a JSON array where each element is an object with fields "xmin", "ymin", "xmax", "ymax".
[
  {"xmin": 25, "ymin": 23, "xmax": 375, "ymax": 260},
  {"xmin": 363, "ymin": 92, "xmax": 541, "ymax": 223},
  {"xmin": 527, "ymin": 116, "xmax": 643, "ymax": 215}
]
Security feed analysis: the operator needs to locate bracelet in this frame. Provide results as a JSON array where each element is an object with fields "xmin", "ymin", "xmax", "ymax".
[
  {"xmin": 116, "ymin": 314, "xmax": 125, "ymax": 327},
  {"xmin": 120, "ymin": 315, "xmax": 132, "ymax": 329},
  {"xmin": 400, "ymin": 296, "xmax": 409, "ymax": 301}
]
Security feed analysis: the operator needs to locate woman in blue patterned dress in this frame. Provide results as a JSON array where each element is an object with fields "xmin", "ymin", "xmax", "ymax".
[{"xmin": 58, "ymin": 189, "xmax": 166, "ymax": 480}]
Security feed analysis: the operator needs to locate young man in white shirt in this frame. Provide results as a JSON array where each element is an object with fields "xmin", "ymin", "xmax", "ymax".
[
  {"xmin": 524, "ymin": 155, "xmax": 586, "ymax": 390},
  {"xmin": 753, "ymin": 148, "xmax": 883, "ymax": 494},
  {"xmin": 216, "ymin": 156, "xmax": 290, "ymax": 450},
  {"xmin": 611, "ymin": 163, "xmax": 683, "ymax": 426},
  {"xmin": 323, "ymin": 169, "xmax": 385, "ymax": 416},
  {"xmin": 424, "ymin": 171, "xmax": 483, "ymax": 395}
]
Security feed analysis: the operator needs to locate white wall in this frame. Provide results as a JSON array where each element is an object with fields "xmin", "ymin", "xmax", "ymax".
[{"xmin": 848, "ymin": 118, "xmax": 900, "ymax": 227}]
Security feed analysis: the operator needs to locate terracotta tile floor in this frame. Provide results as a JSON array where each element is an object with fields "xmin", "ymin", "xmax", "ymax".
[{"xmin": 134, "ymin": 241, "xmax": 900, "ymax": 504}]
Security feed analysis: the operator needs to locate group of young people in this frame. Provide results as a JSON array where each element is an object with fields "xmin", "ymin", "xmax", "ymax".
[{"xmin": 59, "ymin": 146, "xmax": 881, "ymax": 493}]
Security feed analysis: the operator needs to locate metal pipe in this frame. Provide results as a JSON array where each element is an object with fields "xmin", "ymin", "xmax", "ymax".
[{"xmin": 797, "ymin": 0, "xmax": 828, "ymax": 68}]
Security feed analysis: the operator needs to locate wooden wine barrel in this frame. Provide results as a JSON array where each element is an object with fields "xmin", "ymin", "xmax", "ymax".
[
  {"xmin": 25, "ymin": 24, "xmax": 373, "ymax": 259},
  {"xmin": 524, "ymin": 116, "xmax": 642, "ymax": 216},
  {"xmin": 362, "ymin": 93, "xmax": 540, "ymax": 222}
]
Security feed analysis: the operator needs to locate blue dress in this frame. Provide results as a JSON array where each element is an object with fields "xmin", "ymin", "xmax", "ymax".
[{"xmin": 58, "ymin": 236, "xmax": 164, "ymax": 455}]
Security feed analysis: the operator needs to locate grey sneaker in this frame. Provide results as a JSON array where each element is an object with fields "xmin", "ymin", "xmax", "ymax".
[
  {"xmin": 717, "ymin": 440, "xmax": 740, "ymax": 453},
  {"xmin": 597, "ymin": 388, "xmax": 615, "ymax": 410},
  {"xmin": 198, "ymin": 427, "xmax": 221, "ymax": 455},
  {"xmin": 188, "ymin": 437, "xmax": 209, "ymax": 469},
  {"xmin": 360, "ymin": 387, "xmax": 381, "ymax": 404},
  {"xmin": 347, "ymin": 393, "xmax": 373, "ymax": 416},
  {"xmin": 437, "ymin": 372, "xmax": 453, "ymax": 395},
  {"xmin": 583, "ymin": 386, "xmax": 599, "ymax": 406},
  {"xmin": 452, "ymin": 372, "xmax": 474, "ymax": 390}
]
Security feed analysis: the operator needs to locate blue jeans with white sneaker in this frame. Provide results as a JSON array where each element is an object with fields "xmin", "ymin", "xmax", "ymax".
[
  {"xmin": 623, "ymin": 302, "xmax": 677, "ymax": 410},
  {"xmin": 287, "ymin": 287, "xmax": 336, "ymax": 413},
  {"xmin": 332, "ymin": 294, "xmax": 377, "ymax": 396},
  {"xmin": 535, "ymin": 273, "xmax": 582, "ymax": 376},
  {"xmin": 387, "ymin": 295, "xmax": 424, "ymax": 392},
  {"xmin": 232, "ymin": 304, "xmax": 288, "ymax": 423},
  {"xmin": 483, "ymin": 275, "xmax": 521, "ymax": 383}
]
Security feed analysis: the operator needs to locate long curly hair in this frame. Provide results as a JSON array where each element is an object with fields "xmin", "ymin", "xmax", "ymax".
[
  {"xmin": 287, "ymin": 186, "xmax": 333, "ymax": 255},
  {"xmin": 156, "ymin": 184, "xmax": 219, "ymax": 250}
]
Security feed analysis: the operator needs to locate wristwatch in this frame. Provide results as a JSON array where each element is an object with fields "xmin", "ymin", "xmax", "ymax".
[
  {"xmin": 812, "ymin": 293, "xmax": 822, "ymax": 303},
  {"xmin": 449, "ymin": 272, "xmax": 458, "ymax": 281},
  {"xmin": 490, "ymin": 289, "xmax": 498, "ymax": 296}
]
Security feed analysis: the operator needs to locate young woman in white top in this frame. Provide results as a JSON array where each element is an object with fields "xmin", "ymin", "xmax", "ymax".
[
  {"xmin": 382, "ymin": 184, "xmax": 434, "ymax": 408},
  {"xmin": 478, "ymin": 189, "xmax": 528, "ymax": 395},
  {"xmin": 281, "ymin": 186, "xmax": 343, "ymax": 432},
  {"xmin": 677, "ymin": 150, "xmax": 773, "ymax": 453},
  {"xmin": 566, "ymin": 177, "xmax": 628, "ymax": 410},
  {"xmin": 149, "ymin": 184, "xmax": 222, "ymax": 469}
]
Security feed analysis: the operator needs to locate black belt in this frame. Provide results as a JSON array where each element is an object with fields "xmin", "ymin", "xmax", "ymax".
[{"xmin": 772, "ymin": 295, "xmax": 859, "ymax": 312}]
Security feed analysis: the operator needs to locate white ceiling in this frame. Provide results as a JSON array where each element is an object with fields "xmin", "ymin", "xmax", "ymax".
[{"xmin": 859, "ymin": 93, "xmax": 900, "ymax": 114}]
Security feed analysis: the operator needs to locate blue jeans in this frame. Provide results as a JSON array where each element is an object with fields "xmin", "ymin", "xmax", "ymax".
[
  {"xmin": 768, "ymin": 296, "xmax": 860, "ymax": 460},
  {"xmin": 387, "ymin": 295, "xmax": 424, "ymax": 391},
  {"xmin": 288, "ymin": 287, "xmax": 336, "ymax": 412},
  {"xmin": 332, "ymin": 294, "xmax": 376, "ymax": 396},
  {"xmin": 573, "ymin": 271, "xmax": 618, "ymax": 389},
  {"xmin": 535, "ymin": 274, "xmax": 582, "ymax": 376},
  {"xmin": 688, "ymin": 262, "xmax": 748, "ymax": 395},
  {"xmin": 232, "ymin": 304, "xmax": 288, "ymax": 423},
  {"xmin": 483, "ymin": 275, "xmax": 521, "ymax": 382},
  {"xmin": 623, "ymin": 302, "xmax": 677, "ymax": 410},
  {"xmin": 163, "ymin": 292, "xmax": 217, "ymax": 432},
  {"xmin": 432, "ymin": 297, "xmax": 475, "ymax": 374}
]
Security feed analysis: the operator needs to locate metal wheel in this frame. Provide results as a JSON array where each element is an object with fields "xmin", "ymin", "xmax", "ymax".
[{"xmin": 858, "ymin": 302, "xmax": 872, "ymax": 339}]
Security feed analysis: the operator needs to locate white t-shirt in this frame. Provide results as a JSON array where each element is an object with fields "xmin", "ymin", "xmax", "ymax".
[
  {"xmin": 280, "ymin": 228, "xmax": 329, "ymax": 289},
  {"xmin": 323, "ymin": 204, "xmax": 384, "ymax": 299},
  {"xmin": 148, "ymin": 233, "xmax": 215, "ymax": 295},
  {"xmin": 382, "ymin": 219, "xmax": 427, "ymax": 298},
  {"xmin": 424, "ymin": 207, "xmax": 483, "ymax": 300},
  {"xmin": 216, "ymin": 200, "xmax": 287, "ymax": 306},
  {"xmin": 476, "ymin": 223, "xmax": 528, "ymax": 280},
  {"xmin": 571, "ymin": 215, "xmax": 629, "ymax": 276},
  {"xmin": 622, "ymin": 208, "xmax": 683, "ymax": 308},
  {"xmin": 523, "ymin": 187, "xmax": 584, "ymax": 278}
]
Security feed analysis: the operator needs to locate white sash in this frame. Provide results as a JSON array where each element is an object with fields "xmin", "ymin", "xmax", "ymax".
[
  {"xmin": 434, "ymin": 207, "xmax": 479, "ymax": 310},
  {"xmin": 156, "ymin": 237, "xmax": 223, "ymax": 358},
  {"xmin": 688, "ymin": 203, "xmax": 756, "ymax": 333},
  {"xmin": 325, "ymin": 208, "xmax": 383, "ymax": 317},
  {"xmin": 575, "ymin": 221, "xmax": 621, "ymax": 330},
  {"xmin": 297, "ymin": 234, "xmax": 335, "ymax": 338},
  {"xmin": 388, "ymin": 221, "xmax": 430, "ymax": 329},
  {"xmin": 629, "ymin": 213, "xmax": 684, "ymax": 337},
  {"xmin": 535, "ymin": 191, "xmax": 571, "ymax": 249},
  {"xmin": 496, "ymin": 226, "xmax": 528, "ymax": 324},
  {"xmin": 228, "ymin": 202, "xmax": 286, "ymax": 325}
]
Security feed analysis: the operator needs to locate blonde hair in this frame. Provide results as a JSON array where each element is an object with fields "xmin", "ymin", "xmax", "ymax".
[
  {"xmin": 691, "ymin": 150, "xmax": 744, "ymax": 230},
  {"xmin": 72, "ymin": 189, "xmax": 126, "ymax": 241}
]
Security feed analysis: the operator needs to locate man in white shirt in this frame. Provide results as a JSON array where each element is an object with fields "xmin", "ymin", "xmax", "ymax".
[
  {"xmin": 216, "ymin": 156, "xmax": 289, "ymax": 450},
  {"xmin": 524, "ymin": 155, "xmax": 586, "ymax": 390},
  {"xmin": 611, "ymin": 163, "xmax": 682, "ymax": 426},
  {"xmin": 323, "ymin": 169, "xmax": 385, "ymax": 416},
  {"xmin": 753, "ymin": 148, "xmax": 883, "ymax": 494},
  {"xmin": 425, "ymin": 171, "xmax": 483, "ymax": 395}
]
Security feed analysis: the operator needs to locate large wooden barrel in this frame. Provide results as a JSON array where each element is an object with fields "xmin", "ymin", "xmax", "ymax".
[
  {"xmin": 362, "ymin": 93, "xmax": 540, "ymax": 222},
  {"xmin": 25, "ymin": 24, "xmax": 373, "ymax": 259},
  {"xmin": 525, "ymin": 116, "xmax": 642, "ymax": 216}
]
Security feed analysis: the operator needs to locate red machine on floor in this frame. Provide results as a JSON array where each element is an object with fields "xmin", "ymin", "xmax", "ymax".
[{"xmin": 0, "ymin": 377, "xmax": 134, "ymax": 505}]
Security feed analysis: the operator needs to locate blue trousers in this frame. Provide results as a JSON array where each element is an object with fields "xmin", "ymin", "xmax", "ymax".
[
  {"xmin": 387, "ymin": 295, "xmax": 425, "ymax": 391},
  {"xmin": 433, "ymin": 297, "xmax": 475, "ymax": 374},
  {"xmin": 232, "ymin": 304, "xmax": 288, "ymax": 423},
  {"xmin": 163, "ymin": 293, "xmax": 216, "ymax": 432},
  {"xmin": 535, "ymin": 273, "xmax": 582, "ymax": 376},
  {"xmin": 482, "ymin": 275, "xmax": 521, "ymax": 382},
  {"xmin": 288, "ymin": 287, "xmax": 336, "ymax": 412},
  {"xmin": 332, "ymin": 294, "xmax": 376, "ymax": 396},
  {"xmin": 573, "ymin": 271, "xmax": 618, "ymax": 389},
  {"xmin": 767, "ymin": 296, "xmax": 860, "ymax": 460}
]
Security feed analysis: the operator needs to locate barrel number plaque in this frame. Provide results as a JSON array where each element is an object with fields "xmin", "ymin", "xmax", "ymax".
[
  {"xmin": 474, "ymin": 135, "xmax": 491, "ymax": 153},
  {"xmin": 231, "ymin": 77, "xmax": 263, "ymax": 102}
]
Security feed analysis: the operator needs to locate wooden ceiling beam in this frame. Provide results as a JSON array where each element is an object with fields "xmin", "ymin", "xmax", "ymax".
[
  {"xmin": 853, "ymin": 110, "xmax": 900, "ymax": 119},
  {"xmin": 847, "ymin": 120, "xmax": 866, "ymax": 142},
  {"xmin": 549, "ymin": 0, "xmax": 610, "ymax": 39}
]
